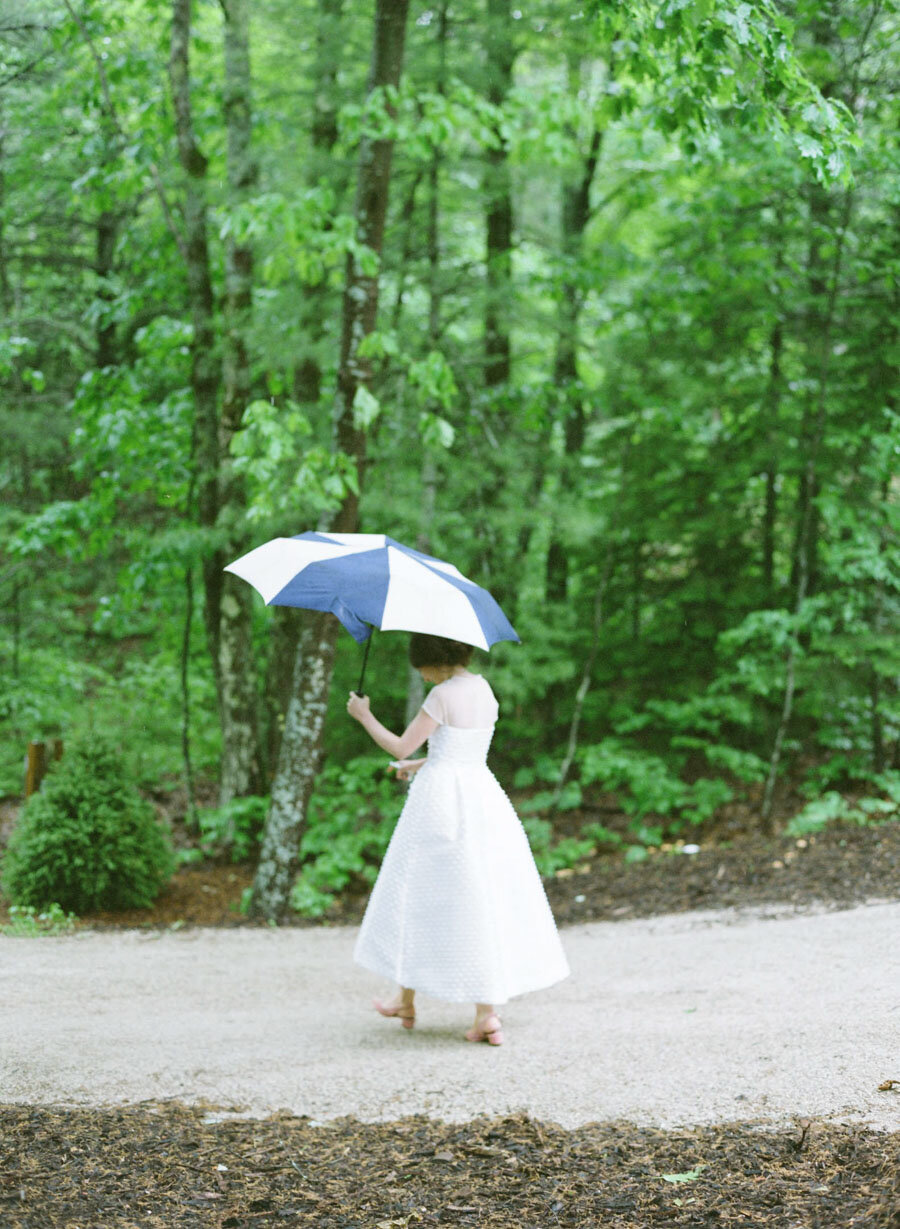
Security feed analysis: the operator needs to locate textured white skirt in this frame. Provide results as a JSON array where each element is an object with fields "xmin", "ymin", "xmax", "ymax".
[{"xmin": 353, "ymin": 725, "xmax": 570, "ymax": 1004}]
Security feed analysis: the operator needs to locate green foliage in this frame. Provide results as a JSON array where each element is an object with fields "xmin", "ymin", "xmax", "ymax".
[
  {"xmin": 291, "ymin": 756, "xmax": 404, "ymax": 917},
  {"xmin": 578, "ymin": 739, "xmax": 734, "ymax": 827},
  {"xmin": 519, "ymin": 780, "xmax": 583, "ymax": 814},
  {"xmin": 2, "ymin": 739, "xmax": 175, "ymax": 913},
  {"xmin": 196, "ymin": 795, "xmax": 269, "ymax": 863},
  {"xmin": 0, "ymin": 642, "xmax": 221, "ymax": 796},
  {"xmin": 1, "ymin": 903, "xmax": 78, "ymax": 937},
  {"xmin": 230, "ymin": 398, "xmax": 360, "ymax": 523},
  {"xmin": 785, "ymin": 775, "xmax": 900, "ymax": 837},
  {"xmin": 518, "ymin": 815, "xmax": 595, "ymax": 876}
]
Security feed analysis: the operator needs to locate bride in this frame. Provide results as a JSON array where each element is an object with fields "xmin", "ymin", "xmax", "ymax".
[{"xmin": 346, "ymin": 632, "xmax": 569, "ymax": 1045}]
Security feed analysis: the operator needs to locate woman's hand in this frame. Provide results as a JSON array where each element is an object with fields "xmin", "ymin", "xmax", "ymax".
[
  {"xmin": 388, "ymin": 758, "xmax": 425, "ymax": 782},
  {"xmin": 347, "ymin": 691, "xmax": 371, "ymax": 722}
]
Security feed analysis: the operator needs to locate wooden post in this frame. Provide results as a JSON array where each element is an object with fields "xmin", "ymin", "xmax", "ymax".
[
  {"xmin": 25, "ymin": 741, "xmax": 47, "ymax": 798},
  {"xmin": 24, "ymin": 739, "xmax": 62, "ymax": 797}
]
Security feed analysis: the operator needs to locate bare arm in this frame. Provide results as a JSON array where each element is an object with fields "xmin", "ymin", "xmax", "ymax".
[
  {"xmin": 388, "ymin": 758, "xmax": 427, "ymax": 781},
  {"xmin": 347, "ymin": 692, "xmax": 438, "ymax": 759}
]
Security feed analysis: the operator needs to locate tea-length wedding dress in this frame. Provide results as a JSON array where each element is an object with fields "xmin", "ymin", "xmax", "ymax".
[{"xmin": 354, "ymin": 672, "xmax": 570, "ymax": 1004}]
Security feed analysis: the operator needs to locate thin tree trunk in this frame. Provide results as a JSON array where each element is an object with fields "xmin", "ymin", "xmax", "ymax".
[
  {"xmin": 546, "ymin": 85, "xmax": 603, "ymax": 602},
  {"xmin": 763, "ymin": 316, "xmax": 783, "ymax": 601},
  {"xmin": 553, "ymin": 547, "xmax": 617, "ymax": 807},
  {"xmin": 477, "ymin": 0, "xmax": 515, "ymax": 584},
  {"xmin": 169, "ymin": 0, "xmax": 223, "ymax": 695},
  {"xmin": 181, "ymin": 566, "xmax": 199, "ymax": 828},
  {"xmin": 217, "ymin": 0, "xmax": 263, "ymax": 804},
  {"xmin": 760, "ymin": 470, "xmax": 812, "ymax": 828},
  {"xmin": 761, "ymin": 182, "xmax": 854, "ymax": 829},
  {"xmin": 95, "ymin": 212, "xmax": 118, "ymax": 367},
  {"xmin": 249, "ymin": 0, "xmax": 411, "ymax": 922},
  {"xmin": 553, "ymin": 431, "xmax": 632, "ymax": 805},
  {"xmin": 293, "ymin": 0, "xmax": 345, "ymax": 406},
  {"xmin": 404, "ymin": 3, "xmax": 446, "ymax": 725},
  {"xmin": 0, "ymin": 106, "xmax": 12, "ymax": 317},
  {"xmin": 484, "ymin": 0, "xmax": 513, "ymax": 389}
]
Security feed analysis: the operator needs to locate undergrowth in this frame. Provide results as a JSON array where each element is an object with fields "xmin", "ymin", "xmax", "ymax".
[{"xmin": 188, "ymin": 753, "xmax": 900, "ymax": 918}]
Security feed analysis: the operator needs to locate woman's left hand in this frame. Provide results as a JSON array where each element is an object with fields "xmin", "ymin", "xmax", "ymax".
[{"xmin": 347, "ymin": 691, "xmax": 371, "ymax": 722}]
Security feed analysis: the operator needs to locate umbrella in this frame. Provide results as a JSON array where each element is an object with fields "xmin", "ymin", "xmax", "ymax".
[{"xmin": 224, "ymin": 531, "xmax": 519, "ymax": 692}]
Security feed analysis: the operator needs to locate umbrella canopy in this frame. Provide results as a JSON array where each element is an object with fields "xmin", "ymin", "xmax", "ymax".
[{"xmin": 224, "ymin": 531, "xmax": 519, "ymax": 650}]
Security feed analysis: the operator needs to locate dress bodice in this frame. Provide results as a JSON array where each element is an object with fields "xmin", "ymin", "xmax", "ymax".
[{"xmin": 427, "ymin": 724, "xmax": 494, "ymax": 766}]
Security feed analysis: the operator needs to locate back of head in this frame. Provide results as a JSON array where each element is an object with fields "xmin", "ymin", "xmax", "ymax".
[{"xmin": 409, "ymin": 633, "xmax": 474, "ymax": 669}]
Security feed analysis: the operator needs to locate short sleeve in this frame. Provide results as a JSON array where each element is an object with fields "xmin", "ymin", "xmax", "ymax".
[{"xmin": 422, "ymin": 684, "xmax": 445, "ymax": 724}]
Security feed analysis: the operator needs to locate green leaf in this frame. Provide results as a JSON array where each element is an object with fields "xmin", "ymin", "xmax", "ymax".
[
  {"xmin": 419, "ymin": 412, "xmax": 455, "ymax": 449},
  {"xmin": 661, "ymin": 1166, "xmax": 705, "ymax": 1183},
  {"xmin": 352, "ymin": 385, "xmax": 381, "ymax": 430}
]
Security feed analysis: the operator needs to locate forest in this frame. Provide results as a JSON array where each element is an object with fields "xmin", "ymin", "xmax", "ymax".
[{"xmin": 1, "ymin": 0, "xmax": 897, "ymax": 922}]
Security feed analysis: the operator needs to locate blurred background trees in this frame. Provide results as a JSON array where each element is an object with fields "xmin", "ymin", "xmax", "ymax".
[{"xmin": 1, "ymin": 0, "xmax": 896, "ymax": 913}]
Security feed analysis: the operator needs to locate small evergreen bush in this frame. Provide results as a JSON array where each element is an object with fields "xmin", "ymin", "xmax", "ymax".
[{"xmin": 2, "ymin": 738, "xmax": 175, "ymax": 912}]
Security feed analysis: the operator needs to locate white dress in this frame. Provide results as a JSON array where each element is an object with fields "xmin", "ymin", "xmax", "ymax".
[{"xmin": 353, "ymin": 673, "xmax": 570, "ymax": 1004}]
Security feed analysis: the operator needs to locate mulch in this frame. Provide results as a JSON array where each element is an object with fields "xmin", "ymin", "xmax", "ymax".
[
  {"xmin": 543, "ymin": 816, "xmax": 900, "ymax": 927},
  {"xmin": 2, "ymin": 1103, "xmax": 898, "ymax": 1228},
  {"xmin": 7, "ymin": 812, "xmax": 892, "ymax": 933}
]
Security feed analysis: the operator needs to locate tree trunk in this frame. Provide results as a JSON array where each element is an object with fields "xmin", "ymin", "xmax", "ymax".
[
  {"xmin": 403, "ymin": 2, "xmax": 445, "ymax": 726},
  {"xmin": 762, "ymin": 225, "xmax": 785, "ymax": 603},
  {"xmin": 95, "ymin": 211, "xmax": 118, "ymax": 368},
  {"xmin": 477, "ymin": 0, "xmax": 515, "ymax": 584},
  {"xmin": 763, "ymin": 317, "xmax": 780, "ymax": 600},
  {"xmin": 761, "ymin": 173, "xmax": 854, "ymax": 827},
  {"xmin": 217, "ymin": 0, "xmax": 263, "ymax": 804},
  {"xmin": 265, "ymin": 0, "xmax": 346, "ymax": 773},
  {"xmin": 169, "ymin": 0, "xmax": 223, "ymax": 695},
  {"xmin": 249, "ymin": 0, "xmax": 410, "ymax": 922},
  {"xmin": 484, "ymin": 0, "xmax": 513, "ymax": 390},
  {"xmin": 293, "ymin": 0, "xmax": 345, "ymax": 407},
  {"xmin": 0, "ymin": 106, "xmax": 11, "ymax": 317},
  {"xmin": 546, "ymin": 85, "xmax": 603, "ymax": 602},
  {"xmin": 250, "ymin": 612, "xmax": 337, "ymax": 915}
]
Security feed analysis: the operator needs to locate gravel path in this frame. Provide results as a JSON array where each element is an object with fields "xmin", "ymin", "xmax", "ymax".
[{"xmin": 2, "ymin": 901, "xmax": 898, "ymax": 1130}]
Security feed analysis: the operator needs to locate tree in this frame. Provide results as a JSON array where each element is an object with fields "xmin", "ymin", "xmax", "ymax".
[{"xmin": 249, "ymin": 0, "xmax": 411, "ymax": 921}]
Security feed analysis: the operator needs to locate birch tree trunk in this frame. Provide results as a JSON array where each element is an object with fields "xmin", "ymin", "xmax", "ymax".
[
  {"xmin": 217, "ymin": 0, "xmax": 263, "ymax": 804},
  {"xmin": 266, "ymin": 0, "xmax": 346, "ymax": 773},
  {"xmin": 249, "ymin": 0, "xmax": 410, "ymax": 921}
]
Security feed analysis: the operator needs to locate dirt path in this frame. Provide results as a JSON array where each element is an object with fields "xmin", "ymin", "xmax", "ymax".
[{"xmin": 2, "ymin": 901, "xmax": 897, "ymax": 1130}]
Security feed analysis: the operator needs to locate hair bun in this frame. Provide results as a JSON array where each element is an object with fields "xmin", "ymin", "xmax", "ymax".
[{"xmin": 409, "ymin": 633, "xmax": 474, "ymax": 668}]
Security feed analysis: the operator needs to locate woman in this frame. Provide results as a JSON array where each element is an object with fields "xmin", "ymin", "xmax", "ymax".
[{"xmin": 347, "ymin": 632, "xmax": 569, "ymax": 1045}]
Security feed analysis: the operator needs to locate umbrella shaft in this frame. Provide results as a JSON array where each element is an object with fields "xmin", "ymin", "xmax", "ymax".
[{"xmin": 357, "ymin": 632, "xmax": 373, "ymax": 696}]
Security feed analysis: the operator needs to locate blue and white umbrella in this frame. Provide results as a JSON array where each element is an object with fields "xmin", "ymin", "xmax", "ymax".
[{"xmin": 225, "ymin": 531, "xmax": 518, "ymax": 689}]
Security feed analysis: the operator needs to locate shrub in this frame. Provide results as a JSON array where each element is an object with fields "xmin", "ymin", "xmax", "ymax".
[{"xmin": 2, "ymin": 737, "xmax": 175, "ymax": 912}]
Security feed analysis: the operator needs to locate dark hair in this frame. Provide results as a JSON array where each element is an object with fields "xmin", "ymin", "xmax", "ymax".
[{"xmin": 409, "ymin": 633, "xmax": 474, "ymax": 669}]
